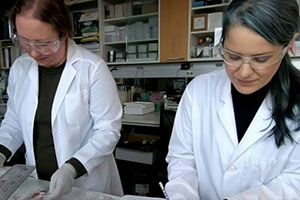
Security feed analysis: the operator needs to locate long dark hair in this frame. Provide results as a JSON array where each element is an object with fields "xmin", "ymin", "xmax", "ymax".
[
  {"xmin": 221, "ymin": 0, "xmax": 300, "ymax": 147},
  {"xmin": 9, "ymin": 0, "xmax": 72, "ymax": 37}
]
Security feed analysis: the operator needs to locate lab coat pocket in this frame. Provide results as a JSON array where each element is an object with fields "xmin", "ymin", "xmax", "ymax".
[
  {"xmin": 247, "ymin": 157, "xmax": 285, "ymax": 184},
  {"xmin": 65, "ymin": 90, "xmax": 89, "ymax": 125}
]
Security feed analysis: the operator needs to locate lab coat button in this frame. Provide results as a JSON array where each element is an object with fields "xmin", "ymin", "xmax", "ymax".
[{"xmin": 228, "ymin": 165, "xmax": 236, "ymax": 172}]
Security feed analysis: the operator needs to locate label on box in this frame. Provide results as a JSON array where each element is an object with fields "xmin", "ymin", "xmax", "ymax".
[{"xmin": 194, "ymin": 17, "xmax": 205, "ymax": 30}]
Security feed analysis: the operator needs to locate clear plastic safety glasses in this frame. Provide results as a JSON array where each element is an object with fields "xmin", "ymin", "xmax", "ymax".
[
  {"xmin": 218, "ymin": 45, "xmax": 289, "ymax": 70},
  {"xmin": 12, "ymin": 34, "xmax": 62, "ymax": 55}
]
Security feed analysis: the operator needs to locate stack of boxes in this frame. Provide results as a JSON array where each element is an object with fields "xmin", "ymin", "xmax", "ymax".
[
  {"xmin": 127, "ymin": 42, "xmax": 158, "ymax": 62},
  {"xmin": 104, "ymin": 17, "xmax": 158, "ymax": 43},
  {"xmin": 104, "ymin": 1, "xmax": 158, "ymax": 62},
  {"xmin": 104, "ymin": 1, "xmax": 158, "ymax": 19}
]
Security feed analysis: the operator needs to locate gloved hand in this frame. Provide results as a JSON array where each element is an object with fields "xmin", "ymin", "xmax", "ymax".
[
  {"xmin": 0, "ymin": 152, "xmax": 6, "ymax": 167},
  {"xmin": 43, "ymin": 163, "xmax": 77, "ymax": 200}
]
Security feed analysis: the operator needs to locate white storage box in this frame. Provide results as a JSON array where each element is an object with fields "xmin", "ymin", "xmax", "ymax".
[
  {"xmin": 208, "ymin": 12, "xmax": 223, "ymax": 31},
  {"xmin": 148, "ymin": 43, "xmax": 158, "ymax": 51},
  {"xmin": 127, "ymin": 45, "xmax": 137, "ymax": 53},
  {"xmin": 138, "ymin": 44, "xmax": 147, "ymax": 53},
  {"xmin": 104, "ymin": 25, "xmax": 119, "ymax": 33}
]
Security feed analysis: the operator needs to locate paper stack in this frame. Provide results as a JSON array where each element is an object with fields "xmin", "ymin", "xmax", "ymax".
[{"xmin": 124, "ymin": 101, "xmax": 155, "ymax": 115}]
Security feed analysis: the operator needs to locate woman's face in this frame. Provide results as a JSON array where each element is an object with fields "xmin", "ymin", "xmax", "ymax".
[
  {"xmin": 15, "ymin": 14, "xmax": 68, "ymax": 68},
  {"xmin": 223, "ymin": 25, "xmax": 285, "ymax": 94}
]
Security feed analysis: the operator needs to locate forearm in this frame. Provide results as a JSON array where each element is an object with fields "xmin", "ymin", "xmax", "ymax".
[{"xmin": 66, "ymin": 157, "xmax": 87, "ymax": 178}]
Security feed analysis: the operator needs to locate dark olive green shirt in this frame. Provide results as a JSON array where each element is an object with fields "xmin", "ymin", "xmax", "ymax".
[
  {"xmin": 33, "ymin": 63, "xmax": 65, "ymax": 180},
  {"xmin": 33, "ymin": 61, "xmax": 86, "ymax": 181}
]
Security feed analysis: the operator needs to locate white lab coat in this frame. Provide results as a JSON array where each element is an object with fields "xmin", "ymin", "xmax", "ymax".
[
  {"xmin": 0, "ymin": 40, "xmax": 123, "ymax": 196},
  {"xmin": 166, "ymin": 69, "xmax": 300, "ymax": 200}
]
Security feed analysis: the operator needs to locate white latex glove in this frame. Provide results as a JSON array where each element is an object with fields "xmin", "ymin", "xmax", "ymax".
[
  {"xmin": 0, "ymin": 152, "xmax": 6, "ymax": 167},
  {"xmin": 43, "ymin": 163, "xmax": 77, "ymax": 200}
]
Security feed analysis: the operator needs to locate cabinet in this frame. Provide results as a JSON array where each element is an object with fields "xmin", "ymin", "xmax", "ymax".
[
  {"xmin": 100, "ymin": 0, "xmax": 160, "ymax": 65},
  {"xmin": 160, "ymin": 0, "xmax": 189, "ymax": 62},
  {"xmin": 65, "ymin": 0, "xmax": 101, "ymax": 56},
  {"xmin": 188, "ymin": 0, "xmax": 231, "ymax": 61},
  {"xmin": 115, "ymin": 112, "xmax": 167, "ymax": 196}
]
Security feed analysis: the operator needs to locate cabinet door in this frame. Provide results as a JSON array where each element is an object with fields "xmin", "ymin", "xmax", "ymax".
[{"xmin": 160, "ymin": 0, "xmax": 189, "ymax": 62}]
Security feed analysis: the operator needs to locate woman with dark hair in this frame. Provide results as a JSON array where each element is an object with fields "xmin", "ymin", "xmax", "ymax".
[
  {"xmin": 0, "ymin": 0, "xmax": 123, "ymax": 199},
  {"xmin": 165, "ymin": 0, "xmax": 300, "ymax": 199}
]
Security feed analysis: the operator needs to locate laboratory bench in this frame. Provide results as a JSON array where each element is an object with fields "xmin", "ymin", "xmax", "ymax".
[
  {"xmin": 1, "ymin": 110, "xmax": 175, "ymax": 198},
  {"xmin": 0, "ymin": 166, "xmax": 165, "ymax": 200}
]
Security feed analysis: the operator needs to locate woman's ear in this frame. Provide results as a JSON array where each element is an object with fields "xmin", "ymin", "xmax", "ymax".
[
  {"xmin": 290, "ymin": 33, "xmax": 300, "ymax": 56},
  {"xmin": 292, "ymin": 32, "xmax": 299, "ymax": 43}
]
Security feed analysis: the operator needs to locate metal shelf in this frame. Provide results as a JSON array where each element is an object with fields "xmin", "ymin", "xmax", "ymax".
[{"xmin": 104, "ymin": 13, "xmax": 158, "ymax": 23}]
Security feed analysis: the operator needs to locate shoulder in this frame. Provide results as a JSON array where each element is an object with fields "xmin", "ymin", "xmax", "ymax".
[
  {"xmin": 10, "ymin": 54, "xmax": 35, "ymax": 76},
  {"xmin": 186, "ymin": 69, "xmax": 228, "ymax": 93},
  {"xmin": 67, "ymin": 40, "xmax": 109, "ymax": 73}
]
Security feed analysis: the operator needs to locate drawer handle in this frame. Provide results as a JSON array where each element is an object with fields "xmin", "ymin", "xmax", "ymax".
[{"xmin": 167, "ymin": 57, "xmax": 185, "ymax": 61}]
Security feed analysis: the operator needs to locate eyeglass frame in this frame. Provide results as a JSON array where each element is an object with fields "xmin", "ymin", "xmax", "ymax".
[
  {"xmin": 12, "ymin": 33, "xmax": 62, "ymax": 55},
  {"xmin": 218, "ymin": 43, "xmax": 290, "ymax": 70}
]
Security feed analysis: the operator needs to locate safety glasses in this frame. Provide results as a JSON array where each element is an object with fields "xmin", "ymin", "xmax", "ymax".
[{"xmin": 12, "ymin": 33, "xmax": 62, "ymax": 55}]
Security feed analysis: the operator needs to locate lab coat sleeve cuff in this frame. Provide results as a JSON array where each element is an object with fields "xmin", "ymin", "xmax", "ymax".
[
  {"xmin": 66, "ymin": 157, "xmax": 87, "ymax": 179},
  {"xmin": 0, "ymin": 144, "xmax": 11, "ymax": 160}
]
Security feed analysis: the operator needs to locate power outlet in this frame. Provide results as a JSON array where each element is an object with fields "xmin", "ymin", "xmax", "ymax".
[{"xmin": 186, "ymin": 70, "xmax": 194, "ymax": 76}]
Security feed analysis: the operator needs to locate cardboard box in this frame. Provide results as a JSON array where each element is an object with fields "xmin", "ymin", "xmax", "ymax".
[
  {"xmin": 115, "ymin": 3, "xmax": 124, "ymax": 18},
  {"xmin": 123, "ymin": 2, "xmax": 132, "ymax": 17},
  {"xmin": 108, "ymin": 4, "xmax": 115, "ymax": 19},
  {"xmin": 192, "ymin": 13, "xmax": 208, "ymax": 31},
  {"xmin": 142, "ymin": 3, "xmax": 158, "ymax": 14}
]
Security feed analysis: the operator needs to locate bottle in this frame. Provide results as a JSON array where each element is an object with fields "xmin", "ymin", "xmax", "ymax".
[
  {"xmin": 108, "ymin": 50, "xmax": 116, "ymax": 62},
  {"xmin": 202, "ymin": 36, "xmax": 213, "ymax": 58},
  {"xmin": 196, "ymin": 38, "xmax": 204, "ymax": 58}
]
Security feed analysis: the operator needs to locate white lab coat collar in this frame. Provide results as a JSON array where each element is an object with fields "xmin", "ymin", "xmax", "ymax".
[
  {"xmin": 51, "ymin": 39, "xmax": 78, "ymax": 126},
  {"xmin": 218, "ymin": 77, "xmax": 275, "ymax": 164},
  {"xmin": 22, "ymin": 39, "xmax": 80, "ymax": 126}
]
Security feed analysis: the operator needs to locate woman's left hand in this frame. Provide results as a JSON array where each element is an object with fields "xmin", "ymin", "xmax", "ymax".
[{"xmin": 43, "ymin": 163, "xmax": 76, "ymax": 200}]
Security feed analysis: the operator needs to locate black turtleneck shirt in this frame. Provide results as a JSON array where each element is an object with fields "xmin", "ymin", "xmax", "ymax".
[{"xmin": 231, "ymin": 83, "xmax": 270, "ymax": 142}]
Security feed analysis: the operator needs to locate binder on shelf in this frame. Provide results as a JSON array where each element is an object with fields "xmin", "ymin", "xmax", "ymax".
[
  {"xmin": 3, "ymin": 48, "xmax": 10, "ymax": 68},
  {"xmin": 0, "ymin": 47, "xmax": 11, "ymax": 69},
  {"xmin": 0, "ymin": 46, "xmax": 21, "ymax": 69}
]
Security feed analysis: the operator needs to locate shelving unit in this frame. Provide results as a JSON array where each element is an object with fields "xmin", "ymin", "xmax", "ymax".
[
  {"xmin": 66, "ymin": 0, "xmax": 101, "ymax": 56},
  {"xmin": 100, "ymin": 0, "xmax": 160, "ymax": 64},
  {"xmin": 188, "ymin": 0, "xmax": 231, "ymax": 61}
]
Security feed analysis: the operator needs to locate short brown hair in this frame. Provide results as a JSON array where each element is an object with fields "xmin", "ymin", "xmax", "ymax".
[{"xmin": 10, "ymin": 0, "xmax": 72, "ymax": 37}]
